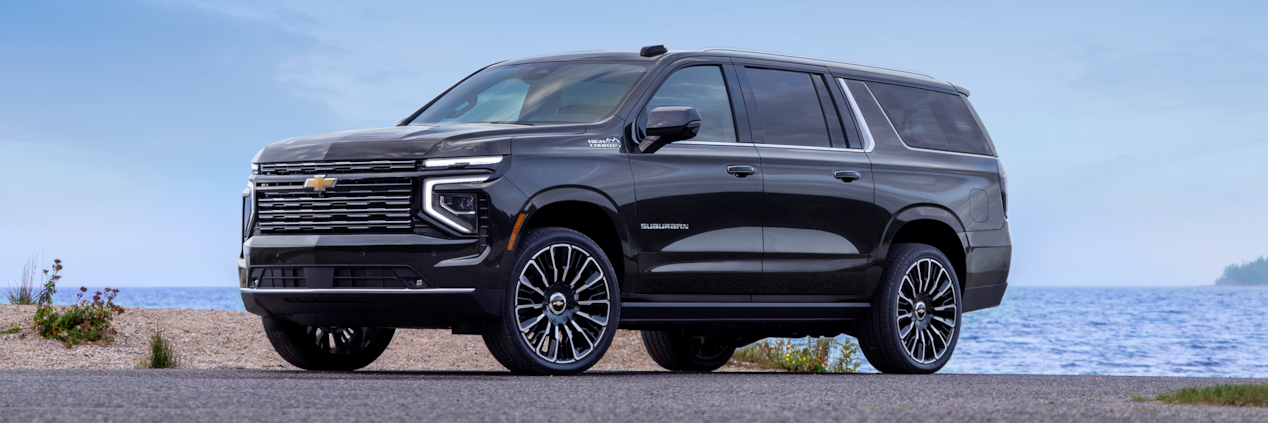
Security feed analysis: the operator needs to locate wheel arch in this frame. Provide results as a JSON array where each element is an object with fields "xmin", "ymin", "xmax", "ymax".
[
  {"xmin": 878, "ymin": 205, "xmax": 969, "ymax": 289},
  {"xmin": 514, "ymin": 186, "xmax": 630, "ymax": 285}
]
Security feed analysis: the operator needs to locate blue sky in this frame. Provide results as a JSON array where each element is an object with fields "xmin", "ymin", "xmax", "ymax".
[{"xmin": 1, "ymin": 0, "xmax": 1265, "ymax": 287}]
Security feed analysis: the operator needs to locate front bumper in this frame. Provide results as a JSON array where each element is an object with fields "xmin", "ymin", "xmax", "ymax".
[
  {"xmin": 239, "ymin": 233, "xmax": 511, "ymax": 329},
  {"xmin": 241, "ymin": 234, "xmax": 507, "ymax": 289},
  {"xmin": 241, "ymin": 287, "xmax": 504, "ymax": 329}
]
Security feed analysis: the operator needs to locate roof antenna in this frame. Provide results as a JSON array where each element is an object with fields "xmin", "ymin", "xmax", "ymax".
[{"xmin": 640, "ymin": 45, "xmax": 668, "ymax": 57}]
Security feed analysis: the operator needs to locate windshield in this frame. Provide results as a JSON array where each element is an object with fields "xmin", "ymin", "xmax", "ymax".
[{"xmin": 408, "ymin": 62, "xmax": 651, "ymax": 126}]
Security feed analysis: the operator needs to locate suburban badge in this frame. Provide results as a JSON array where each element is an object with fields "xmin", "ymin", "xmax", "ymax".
[{"xmin": 641, "ymin": 223, "xmax": 689, "ymax": 230}]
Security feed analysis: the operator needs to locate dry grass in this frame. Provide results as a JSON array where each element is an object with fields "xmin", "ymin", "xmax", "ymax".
[{"xmin": 5, "ymin": 256, "xmax": 40, "ymax": 305}]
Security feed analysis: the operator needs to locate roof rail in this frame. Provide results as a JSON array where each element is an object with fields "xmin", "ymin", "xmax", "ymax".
[{"xmin": 694, "ymin": 46, "xmax": 936, "ymax": 80}]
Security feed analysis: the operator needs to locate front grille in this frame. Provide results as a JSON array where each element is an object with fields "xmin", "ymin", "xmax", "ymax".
[
  {"xmin": 256, "ymin": 177, "xmax": 415, "ymax": 234},
  {"xmin": 258, "ymin": 160, "xmax": 417, "ymax": 175},
  {"xmin": 257, "ymin": 268, "xmax": 306, "ymax": 288}
]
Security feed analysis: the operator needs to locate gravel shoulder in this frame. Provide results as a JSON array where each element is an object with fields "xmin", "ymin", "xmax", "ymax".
[{"xmin": 0, "ymin": 304, "xmax": 759, "ymax": 372}]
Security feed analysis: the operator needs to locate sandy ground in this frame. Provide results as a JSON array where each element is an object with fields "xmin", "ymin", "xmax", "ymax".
[{"xmin": 0, "ymin": 305, "xmax": 758, "ymax": 372}]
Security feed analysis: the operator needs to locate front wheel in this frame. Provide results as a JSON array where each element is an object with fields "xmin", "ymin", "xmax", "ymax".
[
  {"xmin": 264, "ymin": 320, "xmax": 394, "ymax": 371},
  {"xmin": 857, "ymin": 243, "xmax": 962, "ymax": 374},
  {"xmin": 482, "ymin": 227, "xmax": 621, "ymax": 375}
]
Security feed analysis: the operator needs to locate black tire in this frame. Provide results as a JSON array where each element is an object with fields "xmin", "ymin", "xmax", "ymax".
[
  {"xmin": 857, "ymin": 243, "xmax": 962, "ymax": 374},
  {"xmin": 264, "ymin": 321, "xmax": 394, "ymax": 371},
  {"xmin": 641, "ymin": 330, "xmax": 736, "ymax": 372},
  {"xmin": 482, "ymin": 227, "xmax": 621, "ymax": 375}
]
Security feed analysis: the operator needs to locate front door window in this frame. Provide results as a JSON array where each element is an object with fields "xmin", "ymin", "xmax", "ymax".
[{"xmin": 640, "ymin": 65, "xmax": 737, "ymax": 143}]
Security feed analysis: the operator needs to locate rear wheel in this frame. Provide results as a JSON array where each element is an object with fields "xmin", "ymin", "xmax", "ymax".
[
  {"xmin": 858, "ymin": 243, "xmax": 962, "ymax": 374},
  {"xmin": 264, "ymin": 320, "xmax": 394, "ymax": 371},
  {"xmin": 641, "ymin": 330, "xmax": 736, "ymax": 372},
  {"xmin": 482, "ymin": 227, "xmax": 620, "ymax": 375}
]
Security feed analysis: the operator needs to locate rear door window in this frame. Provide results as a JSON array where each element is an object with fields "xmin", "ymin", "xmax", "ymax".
[
  {"xmin": 865, "ymin": 82, "xmax": 992, "ymax": 155},
  {"xmin": 744, "ymin": 68, "xmax": 832, "ymax": 148}
]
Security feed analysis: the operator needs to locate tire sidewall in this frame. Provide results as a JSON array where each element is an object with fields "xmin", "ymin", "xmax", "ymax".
[{"xmin": 500, "ymin": 228, "xmax": 621, "ymax": 374}]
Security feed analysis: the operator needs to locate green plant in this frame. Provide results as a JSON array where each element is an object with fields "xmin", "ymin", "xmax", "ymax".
[
  {"xmin": 2, "ymin": 325, "xmax": 20, "ymax": 334},
  {"xmin": 35, "ymin": 259, "xmax": 61, "ymax": 306},
  {"xmin": 6, "ymin": 256, "xmax": 41, "ymax": 305},
  {"xmin": 137, "ymin": 330, "xmax": 181, "ymax": 369},
  {"xmin": 30, "ymin": 260, "xmax": 126, "ymax": 347},
  {"xmin": 1156, "ymin": 384, "xmax": 1268, "ymax": 407},
  {"xmin": 732, "ymin": 337, "xmax": 862, "ymax": 373}
]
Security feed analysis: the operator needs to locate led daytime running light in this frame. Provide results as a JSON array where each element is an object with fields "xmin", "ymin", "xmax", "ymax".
[{"xmin": 423, "ymin": 156, "xmax": 503, "ymax": 168}]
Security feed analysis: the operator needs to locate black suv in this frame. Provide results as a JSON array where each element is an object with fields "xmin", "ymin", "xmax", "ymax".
[{"xmin": 240, "ymin": 46, "xmax": 1011, "ymax": 375}]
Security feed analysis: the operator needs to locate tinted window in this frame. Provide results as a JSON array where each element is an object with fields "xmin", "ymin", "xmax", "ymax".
[
  {"xmin": 410, "ymin": 62, "xmax": 650, "ymax": 125},
  {"xmin": 866, "ymin": 82, "xmax": 991, "ymax": 155},
  {"xmin": 745, "ymin": 68, "xmax": 831, "ymax": 148},
  {"xmin": 643, "ymin": 66, "xmax": 736, "ymax": 142}
]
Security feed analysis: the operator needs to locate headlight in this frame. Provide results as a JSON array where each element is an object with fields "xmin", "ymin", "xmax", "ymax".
[
  {"xmin": 423, "ymin": 176, "xmax": 489, "ymax": 234},
  {"xmin": 438, "ymin": 193, "xmax": 478, "ymax": 231}
]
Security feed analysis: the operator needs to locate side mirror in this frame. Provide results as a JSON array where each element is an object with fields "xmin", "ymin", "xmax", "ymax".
[{"xmin": 639, "ymin": 106, "xmax": 701, "ymax": 153}]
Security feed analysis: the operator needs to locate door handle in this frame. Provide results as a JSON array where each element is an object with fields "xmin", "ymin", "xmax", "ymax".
[
  {"xmin": 726, "ymin": 165, "xmax": 757, "ymax": 178},
  {"xmin": 833, "ymin": 170, "xmax": 862, "ymax": 182}
]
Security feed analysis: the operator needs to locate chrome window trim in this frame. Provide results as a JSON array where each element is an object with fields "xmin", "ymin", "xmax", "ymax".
[
  {"xmin": 859, "ymin": 82, "xmax": 997, "ymax": 159},
  {"xmin": 241, "ymin": 288, "xmax": 476, "ymax": 294},
  {"xmin": 674, "ymin": 141, "xmax": 752, "ymax": 147},
  {"xmin": 754, "ymin": 143, "xmax": 864, "ymax": 153},
  {"xmin": 836, "ymin": 78, "xmax": 876, "ymax": 153},
  {"xmin": 422, "ymin": 175, "xmax": 490, "ymax": 234}
]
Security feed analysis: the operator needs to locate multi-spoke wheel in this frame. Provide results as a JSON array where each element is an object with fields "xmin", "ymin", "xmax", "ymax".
[
  {"xmin": 858, "ymin": 243, "xmax": 962, "ymax": 374},
  {"xmin": 641, "ymin": 330, "xmax": 738, "ymax": 372},
  {"xmin": 263, "ymin": 319, "xmax": 395, "ymax": 371},
  {"xmin": 483, "ymin": 227, "xmax": 620, "ymax": 375}
]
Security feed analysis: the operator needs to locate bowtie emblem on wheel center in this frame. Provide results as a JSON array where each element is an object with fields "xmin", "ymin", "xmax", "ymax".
[
  {"xmin": 548, "ymin": 292, "xmax": 568, "ymax": 315},
  {"xmin": 915, "ymin": 302, "xmax": 927, "ymax": 320}
]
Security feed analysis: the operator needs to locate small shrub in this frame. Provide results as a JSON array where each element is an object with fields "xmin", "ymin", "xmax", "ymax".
[
  {"xmin": 30, "ymin": 260, "xmax": 126, "ymax": 347},
  {"xmin": 733, "ymin": 337, "xmax": 862, "ymax": 373},
  {"xmin": 6, "ymin": 256, "xmax": 41, "ymax": 305},
  {"xmin": 137, "ymin": 330, "xmax": 181, "ymax": 369},
  {"xmin": 1156, "ymin": 384, "xmax": 1268, "ymax": 407}
]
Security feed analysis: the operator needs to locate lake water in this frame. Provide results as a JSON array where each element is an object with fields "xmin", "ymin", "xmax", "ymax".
[{"xmin": 51, "ymin": 286, "xmax": 1268, "ymax": 377}]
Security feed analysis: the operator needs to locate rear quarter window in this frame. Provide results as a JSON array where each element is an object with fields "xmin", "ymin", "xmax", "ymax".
[{"xmin": 866, "ymin": 82, "xmax": 992, "ymax": 156}]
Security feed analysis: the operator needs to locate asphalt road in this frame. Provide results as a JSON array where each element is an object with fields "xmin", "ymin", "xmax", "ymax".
[{"xmin": 1, "ymin": 370, "xmax": 1265, "ymax": 422}]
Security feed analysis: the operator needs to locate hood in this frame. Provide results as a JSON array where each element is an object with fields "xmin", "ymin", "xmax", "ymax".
[{"xmin": 256, "ymin": 124, "xmax": 585, "ymax": 163}]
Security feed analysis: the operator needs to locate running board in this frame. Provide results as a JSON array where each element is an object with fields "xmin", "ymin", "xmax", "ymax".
[{"xmin": 621, "ymin": 302, "xmax": 870, "ymax": 323}]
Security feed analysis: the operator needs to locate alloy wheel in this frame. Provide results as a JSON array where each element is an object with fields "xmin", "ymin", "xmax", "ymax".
[
  {"xmin": 895, "ymin": 258, "xmax": 958, "ymax": 364},
  {"xmin": 514, "ymin": 243, "xmax": 612, "ymax": 364}
]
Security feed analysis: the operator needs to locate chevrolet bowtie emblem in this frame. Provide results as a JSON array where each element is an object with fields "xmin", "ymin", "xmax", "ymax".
[{"xmin": 304, "ymin": 175, "xmax": 337, "ymax": 191}]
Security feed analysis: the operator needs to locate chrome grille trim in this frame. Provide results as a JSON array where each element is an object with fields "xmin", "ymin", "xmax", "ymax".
[
  {"xmin": 258, "ymin": 160, "xmax": 418, "ymax": 175},
  {"xmin": 254, "ymin": 177, "xmax": 417, "ymax": 234}
]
